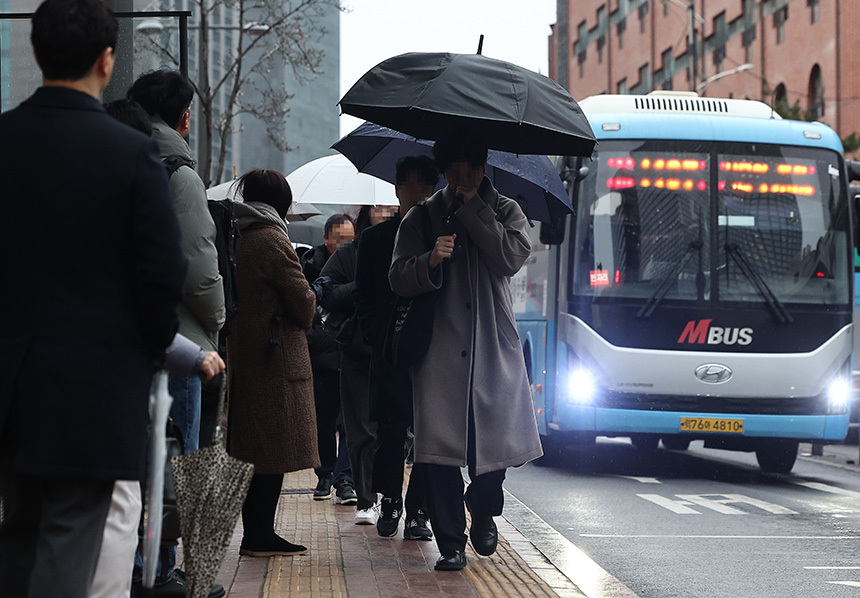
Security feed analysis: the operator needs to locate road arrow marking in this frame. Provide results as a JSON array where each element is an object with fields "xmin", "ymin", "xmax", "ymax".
[
  {"xmin": 828, "ymin": 581, "xmax": 860, "ymax": 587},
  {"xmin": 620, "ymin": 476, "xmax": 661, "ymax": 483},
  {"xmin": 637, "ymin": 494, "xmax": 700, "ymax": 514},
  {"xmin": 638, "ymin": 494, "xmax": 797, "ymax": 515}
]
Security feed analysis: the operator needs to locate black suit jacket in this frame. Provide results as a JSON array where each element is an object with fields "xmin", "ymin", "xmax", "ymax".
[
  {"xmin": 353, "ymin": 216, "xmax": 412, "ymax": 424},
  {"xmin": 0, "ymin": 87, "xmax": 187, "ymax": 480}
]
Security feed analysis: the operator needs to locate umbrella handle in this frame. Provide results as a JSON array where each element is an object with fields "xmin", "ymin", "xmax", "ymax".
[{"xmin": 476, "ymin": 34, "xmax": 484, "ymax": 55}]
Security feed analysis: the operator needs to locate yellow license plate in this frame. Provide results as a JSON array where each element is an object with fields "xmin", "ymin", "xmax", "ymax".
[{"xmin": 679, "ymin": 417, "xmax": 744, "ymax": 434}]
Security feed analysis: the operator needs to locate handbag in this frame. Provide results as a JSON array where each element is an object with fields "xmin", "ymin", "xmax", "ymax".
[{"xmin": 384, "ymin": 203, "xmax": 439, "ymax": 369}]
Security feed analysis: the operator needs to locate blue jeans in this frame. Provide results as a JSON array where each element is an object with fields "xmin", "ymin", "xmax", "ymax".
[{"xmin": 168, "ymin": 374, "xmax": 201, "ymax": 454}]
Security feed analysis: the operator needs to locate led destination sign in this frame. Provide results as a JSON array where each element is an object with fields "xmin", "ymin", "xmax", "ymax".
[{"xmin": 605, "ymin": 156, "xmax": 819, "ymax": 196}]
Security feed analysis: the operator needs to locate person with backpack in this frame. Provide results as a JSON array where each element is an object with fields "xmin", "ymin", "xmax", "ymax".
[{"xmin": 127, "ymin": 70, "xmax": 226, "ymax": 598}]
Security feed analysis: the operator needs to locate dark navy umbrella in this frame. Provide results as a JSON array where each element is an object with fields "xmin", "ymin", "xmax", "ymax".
[
  {"xmin": 339, "ymin": 51, "xmax": 596, "ymax": 157},
  {"xmin": 332, "ymin": 121, "xmax": 572, "ymax": 223}
]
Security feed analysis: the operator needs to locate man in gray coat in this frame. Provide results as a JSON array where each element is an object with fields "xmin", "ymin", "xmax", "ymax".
[
  {"xmin": 127, "ymin": 70, "xmax": 226, "ymax": 597},
  {"xmin": 389, "ymin": 137, "xmax": 543, "ymax": 571}
]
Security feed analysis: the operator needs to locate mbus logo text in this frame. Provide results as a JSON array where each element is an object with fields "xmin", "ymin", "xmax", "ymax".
[{"xmin": 677, "ymin": 319, "xmax": 753, "ymax": 346}]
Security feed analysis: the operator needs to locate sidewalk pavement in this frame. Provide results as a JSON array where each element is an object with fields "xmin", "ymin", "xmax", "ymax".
[{"xmin": 199, "ymin": 468, "xmax": 587, "ymax": 598}]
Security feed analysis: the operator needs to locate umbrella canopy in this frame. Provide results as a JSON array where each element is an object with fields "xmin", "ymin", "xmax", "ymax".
[
  {"xmin": 206, "ymin": 179, "xmax": 321, "ymax": 221},
  {"xmin": 141, "ymin": 371, "xmax": 172, "ymax": 589},
  {"xmin": 332, "ymin": 121, "xmax": 571, "ymax": 222},
  {"xmin": 339, "ymin": 52, "xmax": 596, "ymax": 157},
  {"xmin": 286, "ymin": 154, "xmax": 399, "ymax": 206}
]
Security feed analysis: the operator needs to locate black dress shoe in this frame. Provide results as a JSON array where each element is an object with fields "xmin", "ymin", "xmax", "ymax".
[
  {"xmin": 434, "ymin": 551, "xmax": 467, "ymax": 571},
  {"xmin": 466, "ymin": 498, "xmax": 498, "ymax": 556}
]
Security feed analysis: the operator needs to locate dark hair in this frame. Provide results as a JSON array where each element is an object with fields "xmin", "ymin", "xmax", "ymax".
[
  {"xmin": 104, "ymin": 99, "xmax": 152, "ymax": 136},
  {"xmin": 31, "ymin": 0, "xmax": 117, "ymax": 80},
  {"xmin": 324, "ymin": 213, "xmax": 355, "ymax": 238},
  {"xmin": 395, "ymin": 155, "xmax": 439, "ymax": 187},
  {"xmin": 354, "ymin": 206, "xmax": 374, "ymax": 238},
  {"xmin": 236, "ymin": 168, "xmax": 292, "ymax": 218},
  {"xmin": 432, "ymin": 136, "xmax": 488, "ymax": 173},
  {"xmin": 127, "ymin": 70, "xmax": 194, "ymax": 130}
]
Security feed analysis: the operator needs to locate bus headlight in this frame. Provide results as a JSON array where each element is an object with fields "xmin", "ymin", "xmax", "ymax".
[
  {"xmin": 827, "ymin": 378, "xmax": 851, "ymax": 414},
  {"xmin": 567, "ymin": 368, "xmax": 597, "ymax": 404}
]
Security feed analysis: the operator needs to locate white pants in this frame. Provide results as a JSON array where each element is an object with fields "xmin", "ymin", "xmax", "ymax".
[{"xmin": 89, "ymin": 481, "xmax": 142, "ymax": 598}]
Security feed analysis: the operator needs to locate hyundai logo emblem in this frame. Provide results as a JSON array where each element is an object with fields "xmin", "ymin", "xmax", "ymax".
[{"xmin": 695, "ymin": 364, "xmax": 732, "ymax": 384}]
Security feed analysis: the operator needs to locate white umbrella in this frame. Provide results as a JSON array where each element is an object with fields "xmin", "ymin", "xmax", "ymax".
[
  {"xmin": 286, "ymin": 154, "xmax": 399, "ymax": 206},
  {"xmin": 206, "ymin": 179, "xmax": 321, "ymax": 221},
  {"xmin": 142, "ymin": 371, "xmax": 172, "ymax": 589}
]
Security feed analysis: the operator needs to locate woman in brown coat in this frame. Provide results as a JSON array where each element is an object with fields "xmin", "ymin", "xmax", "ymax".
[{"xmin": 227, "ymin": 169, "xmax": 319, "ymax": 556}]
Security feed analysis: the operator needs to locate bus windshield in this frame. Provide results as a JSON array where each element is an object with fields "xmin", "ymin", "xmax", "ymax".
[{"xmin": 570, "ymin": 140, "xmax": 850, "ymax": 308}]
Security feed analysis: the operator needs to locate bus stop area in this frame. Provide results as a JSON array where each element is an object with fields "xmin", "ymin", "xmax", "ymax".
[{"xmin": 197, "ymin": 469, "xmax": 587, "ymax": 598}]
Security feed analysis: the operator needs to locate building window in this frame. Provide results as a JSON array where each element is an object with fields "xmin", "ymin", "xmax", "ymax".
[
  {"xmin": 662, "ymin": 0, "xmax": 669, "ymax": 17},
  {"xmin": 618, "ymin": 78, "xmax": 628, "ymax": 94},
  {"xmin": 638, "ymin": 2, "xmax": 648, "ymax": 33},
  {"xmin": 774, "ymin": 6, "xmax": 788, "ymax": 44},
  {"xmin": 617, "ymin": 17, "xmax": 626, "ymax": 49},
  {"xmin": 713, "ymin": 46, "xmax": 726, "ymax": 70},
  {"xmin": 638, "ymin": 63, "xmax": 651, "ymax": 93},
  {"xmin": 808, "ymin": 64, "xmax": 824, "ymax": 118},
  {"xmin": 597, "ymin": 35, "xmax": 605, "ymax": 63},
  {"xmin": 773, "ymin": 83, "xmax": 788, "ymax": 114},
  {"xmin": 578, "ymin": 50, "xmax": 587, "ymax": 78},
  {"xmin": 808, "ymin": 0, "xmax": 820, "ymax": 24},
  {"xmin": 661, "ymin": 47, "xmax": 674, "ymax": 88},
  {"xmin": 742, "ymin": 26, "xmax": 756, "ymax": 63}
]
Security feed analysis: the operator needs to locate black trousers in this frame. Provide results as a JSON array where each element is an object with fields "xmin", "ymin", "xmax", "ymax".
[
  {"xmin": 372, "ymin": 422, "xmax": 427, "ymax": 518},
  {"xmin": 0, "ymin": 441, "xmax": 113, "ymax": 598},
  {"xmin": 313, "ymin": 369, "xmax": 342, "ymax": 475},
  {"xmin": 339, "ymin": 352, "xmax": 377, "ymax": 510},
  {"xmin": 422, "ymin": 464, "xmax": 505, "ymax": 556},
  {"xmin": 241, "ymin": 473, "xmax": 284, "ymax": 544}
]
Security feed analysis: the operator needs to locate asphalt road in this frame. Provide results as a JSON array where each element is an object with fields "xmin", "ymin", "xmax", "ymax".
[{"xmin": 504, "ymin": 438, "xmax": 860, "ymax": 598}]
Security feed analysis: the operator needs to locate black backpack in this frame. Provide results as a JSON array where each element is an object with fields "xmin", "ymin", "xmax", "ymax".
[{"xmin": 163, "ymin": 155, "xmax": 240, "ymax": 347}]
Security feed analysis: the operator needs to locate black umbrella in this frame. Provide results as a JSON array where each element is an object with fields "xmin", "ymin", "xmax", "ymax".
[
  {"xmin": 331, "ymin": 121, "xmax": 572, "ymax": 222},
  {"xmin": 339, "ymin": 51, "xmax": 596, "ymax": 157}
]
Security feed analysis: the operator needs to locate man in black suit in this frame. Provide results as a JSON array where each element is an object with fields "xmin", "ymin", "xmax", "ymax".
[
  {"xmin": 353, "ymin": 156, "xmax": 438, "ymax": 541},
  {"xmin": 0, "ymin": 1, "xmax": 186, "ymax": 596}
]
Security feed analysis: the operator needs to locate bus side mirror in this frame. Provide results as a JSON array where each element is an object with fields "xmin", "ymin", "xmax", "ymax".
[
  {"xmin": 847, "ymin": 160, "xmax": 860, "ymax": 182},
  {"xmin": 539, "ymin": 214, "xmax": 567, "ymax": 245},
  {"xmin": 540, "ymin": 164, "xmax": 589, "ymax": 245}
]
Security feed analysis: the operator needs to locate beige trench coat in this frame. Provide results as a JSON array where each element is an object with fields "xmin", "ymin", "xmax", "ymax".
[{"xmin": 389, "ymin": 178, "xmax": 542, "ymax": 476}]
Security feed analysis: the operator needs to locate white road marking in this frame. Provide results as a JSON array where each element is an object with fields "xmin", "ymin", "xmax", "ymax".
[
  {"xmin": 620, "ymin": 476, "xmax": 661, "ymax": 484},
  {"xmin": 805, "ymin": 567, "xmax": 860, "ymax": 570},
  {"xmin": 638, "ymin": 493, "xmax": 797, "ymax": 515},
  {"xmin": 828, "ymin": 581, "xmax": 860, "ymax": 587},
  {"xmin": 793, "ymin": 481, "xmax": 860, "ymax": 500},
  {"xmin": 637, "ymin": 494, "xmax": 700, "ymax": 514},
  {"xmin": 576, "ymin": 540, "xmax": 860, "ymax": 544},
  {"xmin": 680, "ymin": 494, "xmax": 798, "ymax": 515}
]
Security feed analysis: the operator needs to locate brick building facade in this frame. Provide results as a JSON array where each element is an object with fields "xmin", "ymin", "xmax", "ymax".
[{"xmin": 549, "ymin": 0, "xmax": 860, "ymax": 146}]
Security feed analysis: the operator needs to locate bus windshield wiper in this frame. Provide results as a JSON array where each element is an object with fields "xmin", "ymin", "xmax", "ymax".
[
  {"xmin": 637, "ymin": 241, "xmax": 702, "ymax": 318},
  {"xmin": 725, "ymin": 243, "xmax": 793, "ymax": 324}
]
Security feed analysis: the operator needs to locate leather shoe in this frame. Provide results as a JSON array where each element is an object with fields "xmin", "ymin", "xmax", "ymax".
[
  {"xmin": 434, "ymin": 551, "xmax": 467, "ymax": 571},
  {"xmin": 466, "ymin": 498, "xmax": 498, "ymax": 556}
]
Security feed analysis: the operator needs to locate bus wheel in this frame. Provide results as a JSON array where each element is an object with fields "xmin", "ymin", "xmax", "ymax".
[
  {"xmin": 661, "ymin": 436, "xmax": 692, "ymax": 451},
  {"xmin": 534, "ymin": 434, "xmax": 566, "ymax": 467},
  {"xmin": 755, "ymin": 440, "xmax": 799, "ymax": 473},
  {"xmin": 630, "ymin": 434, "xmax": 659, "ymax": 451}
]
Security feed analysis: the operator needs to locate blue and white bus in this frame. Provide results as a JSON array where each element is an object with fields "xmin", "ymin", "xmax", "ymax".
[{"xmin": 515, "ymin": 91, "xmax": 853, "ymax": 473}]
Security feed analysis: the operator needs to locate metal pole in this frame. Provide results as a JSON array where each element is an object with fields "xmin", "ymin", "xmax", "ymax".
[
  {"xmin": 688, "ymin": 0, "xmax": 697, "ymax": 92},
  {"xmin": 179, "ymin": 15, "xmax": 188, "ymax": 78}
]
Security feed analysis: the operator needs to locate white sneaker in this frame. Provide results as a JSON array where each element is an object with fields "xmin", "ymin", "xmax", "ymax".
[{"xmin": 355, "ymin": 506, "xmax": 377, "ymax": 525}]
